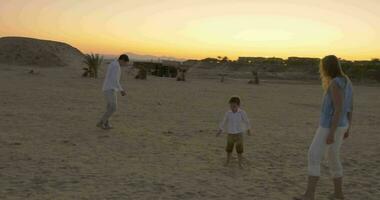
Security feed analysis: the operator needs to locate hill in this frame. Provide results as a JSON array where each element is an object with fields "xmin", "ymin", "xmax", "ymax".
[{"xmin": 0, "ymin": 36, "xmax": 84, "ymax": 67}]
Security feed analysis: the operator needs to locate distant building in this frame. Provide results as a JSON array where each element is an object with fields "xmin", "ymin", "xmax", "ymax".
[
  {"xmin": 201, "ymin": 57, "xmax": 219, "ymax": 63},
  {"xmin": 133, "ymin": 60, "xmax": 184, "ymax": 78},
  {"xmin": 238, "ymin": 57, "xmax": 285, "ymax": 65},
  {"xmin": 183, "ymin": 59, "xmax": 199, "ymax": 66},
  {"xmin": 286, "ymin": 57, "xmax": 320, "ymax": 66},
  {"xmin": 161, "ymin": 60, "xmax": 182, "ymax": 68}
]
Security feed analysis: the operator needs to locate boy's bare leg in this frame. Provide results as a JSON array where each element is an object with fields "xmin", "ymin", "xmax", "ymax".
[
  {"xmin": 225, "ymin": 152, "xmax": 232, "ymax": 166},
  {"xmin": 237, "ymin": 153, "xmax": 243, "ymax": 168},
  {"xmin": 236, "ymin": 134, "xmax": 244, "ymax": 168}
]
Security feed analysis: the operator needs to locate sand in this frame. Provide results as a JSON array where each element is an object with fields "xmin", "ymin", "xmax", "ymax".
[{"xmin": 0, "ymin": 65, "xmax": 379, "ymax": 200}]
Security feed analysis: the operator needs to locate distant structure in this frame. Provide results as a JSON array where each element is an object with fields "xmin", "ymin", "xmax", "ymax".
[
  {"xmin": 201, "ymin": 57, "xmax": 220, "ymax": 64},
  {"xmin": 248, "ymin": 70, "xmax": 260, "ymax": 84},
  {"xmin": 179, "ymin": 56, "xmax": 380, "ymax": 82},
  {"xmin": 134, "ymin": 66, "xmax": 147, "ymax": 80},
  {"xmin": 286, "ymin": 57, "xmax": 320, "ymax": 66},
  {"xmin": 133, "ymin": 60, "xmax": 188, "ymax": 79},
  {"xmin": 238, "ymin": 57, "xmax": 284, "ymax": 65},
  {"xmin": 182, "ymin": 59, "xmax": 199, "ymax": 66},
  {"xmin": 238, "ymin": 56, "xmax": 320, "ymax": 68},
  {"xmin": 162, "ymin": 60, "xmax": 181, "ymax": 68},
  {"xmin": 219, "ymin": 73, "xmax": 226, "ymax": 82},
  {"xmin": 176, "ymin": 68, "xmax": 187, "ymax": 81}
]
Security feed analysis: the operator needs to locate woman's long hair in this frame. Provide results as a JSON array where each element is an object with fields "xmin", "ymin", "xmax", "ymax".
[{"xmin": 319, "ymin": 55, "xmax": 348, "ymax": 91}]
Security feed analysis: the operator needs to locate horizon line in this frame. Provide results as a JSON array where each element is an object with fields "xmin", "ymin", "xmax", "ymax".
[{"xmin": 1, "ymin": 35, "xmax": 379, "ymax": 62}]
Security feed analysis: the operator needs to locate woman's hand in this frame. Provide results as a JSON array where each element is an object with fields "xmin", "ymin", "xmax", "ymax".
[
  {"xmin": 344, "ymin": 129, "xmax": 350, "ymax": 139},
  {"xmin": 326, "ymin": 133, "xmax": 335, "ymax": 144},
  {"xmin": 216, "ymin": 130, "xmax": 222, "ymax": 137}
]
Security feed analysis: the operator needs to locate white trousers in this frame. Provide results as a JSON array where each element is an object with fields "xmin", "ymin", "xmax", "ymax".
[
  {"xmin": 308, "ymin": 126, "xmax": 348, "ymax": 177},
  {"xmin": 100, "ymin": 89, "xmax": 117, "ymax": 123}
]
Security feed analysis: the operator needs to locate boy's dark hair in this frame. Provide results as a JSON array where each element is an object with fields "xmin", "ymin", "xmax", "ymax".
[
  {"xmin": 118, "ymin": 54, "xmax": 129, "ymax": 62},
  {"xmin": 229, "ymin": 96, "xmax": 241, "ymax": 105}
]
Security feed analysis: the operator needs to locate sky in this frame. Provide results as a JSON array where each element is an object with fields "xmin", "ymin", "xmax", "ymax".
[{"xmin": 0, "ymin": 0, "xmax": 379, "ymax": 60}]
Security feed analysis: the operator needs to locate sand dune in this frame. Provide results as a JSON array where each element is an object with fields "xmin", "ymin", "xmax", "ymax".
[
  {"xmin": 0, "ymin": 65, "xmax": 379, "ymax": 200},
  {"xmin": 0, "ymin": 37, "xmax": 84, "ymax": 67}
]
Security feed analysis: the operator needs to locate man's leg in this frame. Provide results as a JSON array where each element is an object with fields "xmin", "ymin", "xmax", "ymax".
[{"xmin": 99, "ymin": 90, "xmax": 117, "ymax": 128}]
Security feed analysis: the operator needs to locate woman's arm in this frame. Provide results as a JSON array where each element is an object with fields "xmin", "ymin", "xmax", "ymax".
[
  {"xmin": 345, "ymin": 95, "xmax": 354, "ymax": 139},
  {"xmin": 327, "ymin": 81, "xmax": 344, "ymax": 144}
]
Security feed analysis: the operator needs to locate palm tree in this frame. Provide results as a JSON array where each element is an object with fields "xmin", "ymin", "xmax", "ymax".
[{"xmin": 83, "ymin": 53, "xmax": 103, "ymax": 78}]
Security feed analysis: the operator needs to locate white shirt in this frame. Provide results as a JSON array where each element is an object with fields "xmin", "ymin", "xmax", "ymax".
[
  {"xmin": 219, "ymin": 109, "xmax": 251, "ymax": 134},
  {"xmin": 102, "ymin": 60, "xmax": 123, "ymax": 92}
]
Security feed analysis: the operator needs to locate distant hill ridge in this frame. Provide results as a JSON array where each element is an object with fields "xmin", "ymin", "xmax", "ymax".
[
  {"xmin": 102, "ymin": 52, "xmax": 185, "ymax": 62},
  {"xmin": 0, "ymin": 36, "xmax": 85, "ymax": 67}
]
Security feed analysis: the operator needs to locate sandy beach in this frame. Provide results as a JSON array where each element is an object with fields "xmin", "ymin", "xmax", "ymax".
[{"xmin": 0, "ymin": 65, "xmax": 379, "ymax": 200}]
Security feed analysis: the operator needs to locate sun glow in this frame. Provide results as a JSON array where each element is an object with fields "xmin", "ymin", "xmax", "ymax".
[{"xmin": 1, "ymin": 0, "xmax": 379, "ymax": 60}]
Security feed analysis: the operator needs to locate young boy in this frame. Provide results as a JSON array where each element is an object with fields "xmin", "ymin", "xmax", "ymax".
[{"xmin": 217, "ymin": 96, "xmax": 251, "ymax": 168}]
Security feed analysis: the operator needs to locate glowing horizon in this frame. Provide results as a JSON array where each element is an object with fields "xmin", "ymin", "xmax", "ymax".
[{"xmin": 1, "ymin": 0, "xmax": 379, "ymax": 60}]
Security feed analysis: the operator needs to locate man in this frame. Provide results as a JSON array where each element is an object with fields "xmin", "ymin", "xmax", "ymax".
[{"xmin": 97, "ymin": 54, "xmax": 129, "ymax": 129}]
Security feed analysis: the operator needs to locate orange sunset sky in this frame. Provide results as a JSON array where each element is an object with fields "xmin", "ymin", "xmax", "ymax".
[{"xmin": 0, "ymin": 0, "xmax": 379, "ymax": 60}]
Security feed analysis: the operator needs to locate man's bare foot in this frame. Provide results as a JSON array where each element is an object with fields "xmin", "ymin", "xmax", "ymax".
[
  {"xmin": 96, "ymin": 121, "xmax": 104, "ymax": 128},
  {"xmin": 328, "ymin": 194, "xmax": 344, "ymax": 200}
]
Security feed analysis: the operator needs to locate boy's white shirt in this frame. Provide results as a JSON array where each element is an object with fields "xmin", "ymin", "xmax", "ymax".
[
  {"xmin": 219, "ymin": 108, "xmax": 251, "ymax": 134},
  {"xmin": 102, "ymin": 60, "xmax": 123, "ymax": 92}
]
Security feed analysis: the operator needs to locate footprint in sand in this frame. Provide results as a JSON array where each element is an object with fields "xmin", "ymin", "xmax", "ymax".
[{"xmin": 62, "ymin": 140, "xmax": 77, "ymax": 146}]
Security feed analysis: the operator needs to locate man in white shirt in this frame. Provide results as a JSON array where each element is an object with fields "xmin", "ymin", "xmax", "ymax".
[
  {"xmin": 217, "ymin": 96, "xmax": 252, "ymax": 168},
  {"xmin": 97, "ymin": 54, "xmax": 129, "ymax": 129}
]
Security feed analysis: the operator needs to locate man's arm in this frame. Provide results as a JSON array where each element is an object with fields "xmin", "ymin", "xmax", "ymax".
[{"xmin": 114, "ymin": 65, "xmax": 125, "ymax": 95}]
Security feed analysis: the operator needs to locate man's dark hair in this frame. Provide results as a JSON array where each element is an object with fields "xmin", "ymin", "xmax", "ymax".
[
  {"xmin": 118, "ymin": 54, "xmax": 129, "ymax": 62},
  {"xmin": 229, "ymin": 96, "xmax": 241, "ymax": 105}
]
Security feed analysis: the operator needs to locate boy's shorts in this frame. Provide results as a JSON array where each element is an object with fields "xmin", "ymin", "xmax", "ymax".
[{"xmin": 226, "ymin": 133, "xmax": 244, "ymax": 154}]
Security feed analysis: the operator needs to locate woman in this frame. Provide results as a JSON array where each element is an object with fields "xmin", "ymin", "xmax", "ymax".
[{"xmin": 295, "ymin": 55, "xmax": 354, "ymax": 200}]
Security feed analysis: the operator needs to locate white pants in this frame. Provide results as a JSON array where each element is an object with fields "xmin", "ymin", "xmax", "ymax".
[
  {"xmin": 308, "ymin": 126, "xmax": 348, "ymax": 177},
  {"xmin": 100, "ymin": 89, "xmax": 117, "ymax": 123}
]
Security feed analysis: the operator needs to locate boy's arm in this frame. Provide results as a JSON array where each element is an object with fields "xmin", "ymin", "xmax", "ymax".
[{"xmin": 217, "ymin": 113, "xmax": 228, "ymax": 136}]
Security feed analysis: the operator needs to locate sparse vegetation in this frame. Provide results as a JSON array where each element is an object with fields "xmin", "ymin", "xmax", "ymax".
[
  {"xmin": 133, "ymin": 61, "xmax": 182, "ymax": 78},
  {"xmin": 248, "ymin": 70, "xmax": 260, "ymax": 84},
  {"xmin": 176, "ymin": 68, "xmax": 186, "ymax": 81},
  {"xmin": 83, "ymin": 53, "xmax": 103, "ymax": 78},
  {"xmin": 219, "ymin": 73, "xmax": 226, "ymax": 83},
  {"xmin": 135, "ymin": 67, "xmax": 147, "ymax": 80},
  {"xmin": 191, "ymin": 56, "xmax": 380, "ymax": 82}
]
